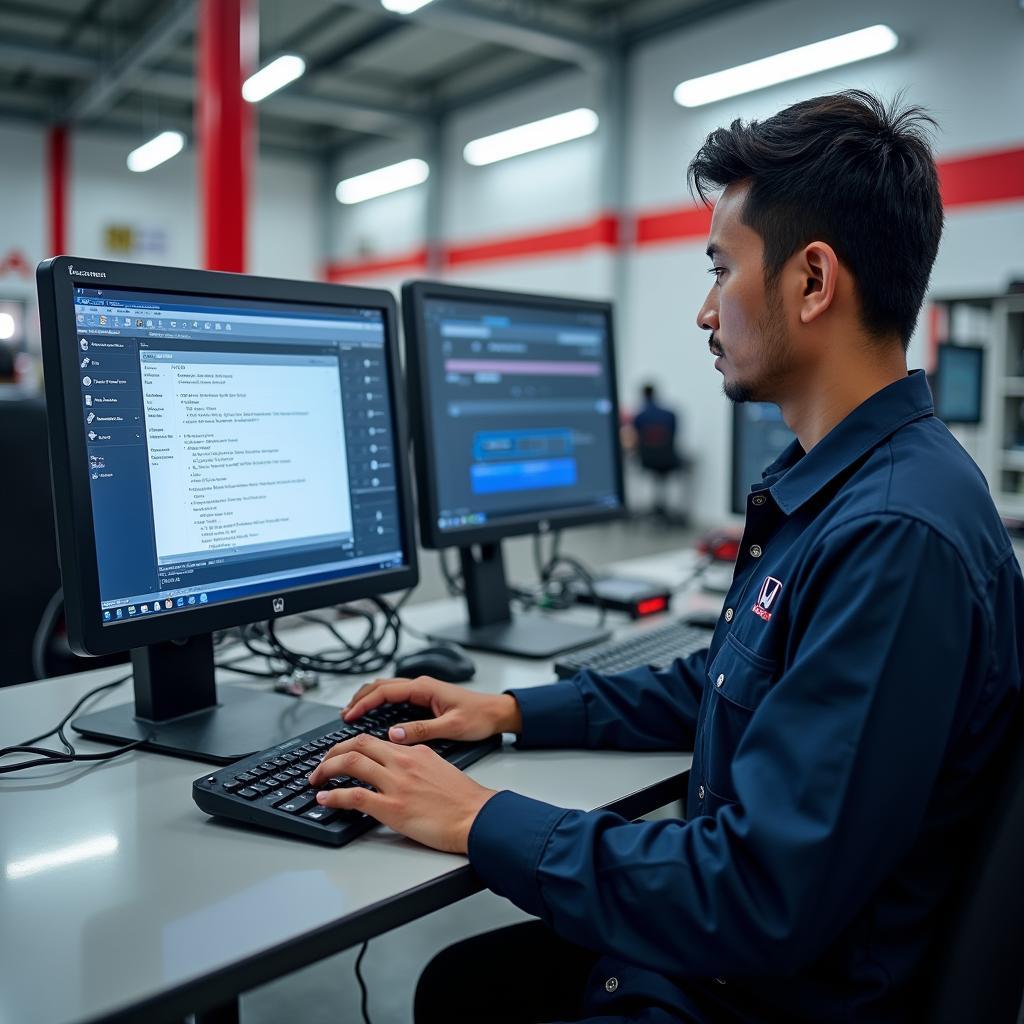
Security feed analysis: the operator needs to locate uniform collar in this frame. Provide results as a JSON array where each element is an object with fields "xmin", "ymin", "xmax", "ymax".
[{"xmin": 763, "ymin": 369, "xmax": 934, "ymax": 516}]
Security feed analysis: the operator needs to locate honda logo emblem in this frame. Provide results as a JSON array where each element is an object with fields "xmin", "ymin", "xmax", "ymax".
[
  {"xmin": 272, "ymin": 597, "xmax": 284, "ymax": 614},
  {"xmin": 758, "ymin": 577, "xmax": 782, "ymax": 610}
]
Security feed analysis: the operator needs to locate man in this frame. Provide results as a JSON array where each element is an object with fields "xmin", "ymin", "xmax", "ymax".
[
  {"xmin": 309, "ymin": 91, "xmax": 1024, "ymax": 1022},
  {"xmin": 632, "ymin": 383, "xmax": 688, "ymax": 522}
]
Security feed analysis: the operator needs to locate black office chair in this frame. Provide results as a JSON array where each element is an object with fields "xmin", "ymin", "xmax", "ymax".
[
  {"xmin": 924, "ymin": 705, "xmax": 1024, "ymax": 1023},
  {"xmin": 0, "ymin": 394, "xmax": 63, "ymax": 685},
  {"xmin": 635, "ymin": 422, "xmax": 692, "ymax": 526}
]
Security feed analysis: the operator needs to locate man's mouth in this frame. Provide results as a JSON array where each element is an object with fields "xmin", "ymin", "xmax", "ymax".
[{"xmin": 709, "ymin": 337, "xmax": 724, "ymax": 358}]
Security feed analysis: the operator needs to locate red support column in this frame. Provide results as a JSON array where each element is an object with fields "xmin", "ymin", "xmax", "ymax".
[
  {"xmin": 197, "ymin": 0, "xmax": 257, "ymax": 272},
  {"xmin": 47, "ymin": 125, "xmax": 68, "ymax": 257}
]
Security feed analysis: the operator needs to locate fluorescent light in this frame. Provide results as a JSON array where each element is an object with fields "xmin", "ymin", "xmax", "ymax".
[
  {"xmin": 336, "ymin": 158, "xmax": 430, "ymax": 204},
  {"xmin": 0, "ymin": 312, "xmax": 15, "ymax": 341},
  {"xmin": 127, "ymin": 131, "xmax": 185, "ymax": 173},
  {"xmin": 242, "ymin": 54, "xmax": 306, "ymax": 103},
  {"xmin": 6, "ymin": 834, "xmax": 119, "ymax": 880},
  {"xmin": 463, "ymin": 107, "xmax": 599, "ymax": 167},
  {"xmin": 673, "ymin": 25, "xmax": 899, "ymax": 108},
  {"xmin": 381, "ymin": 0, "xmax": 436, "ymax": 13}
]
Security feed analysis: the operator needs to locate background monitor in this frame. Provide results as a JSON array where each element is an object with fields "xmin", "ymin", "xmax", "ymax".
[
  {"xmin": 731, "ymin": 402, "xmax": 796, "ymax": 515},
  {"xmin": 402, "ymin": 280, "xmax": 624, "ymax": 658},
  {"xmin": 934, "ymin": 343, "xmax": 984, "ymax": 425},
  {"xmin": 38, "ymin": 256, "xmax": 418, "ymax": 762}
]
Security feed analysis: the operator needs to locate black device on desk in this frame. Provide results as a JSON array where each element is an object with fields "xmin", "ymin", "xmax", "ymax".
[
  {"xmin": 193, "ymin": 703, "xmax": 498, "ymax": 845},
  {"xmin": 554, "ymin": 617, "xmax": 715, "ymax": 679},
  {"xmin": 393, "ymin": 644, "xmax": 476, "ymax": 682},
  {"xmin": 402, "ymin": 280, "xmax": 625, "ymax": 659},
  {"xmin": 37, "ymin": 257, "xmax": 421, "ymax": 764}
]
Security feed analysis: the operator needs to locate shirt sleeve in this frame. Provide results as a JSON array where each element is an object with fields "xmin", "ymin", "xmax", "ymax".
[
  {"xmin": 469, "ymin": 515, "xmax": 985, "ymax": 976},
  {"xmin": 506, "ymin": 646, "xmax": 708, "ymax": 751}
]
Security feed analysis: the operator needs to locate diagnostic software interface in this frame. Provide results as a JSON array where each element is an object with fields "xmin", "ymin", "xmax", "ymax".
[
  {"xmin": 421, "ymin": 296, "xmax": 621, "ymax": 533},
  {"xmin": 72, "ymin": 286, "xmax": 405, "ymax": 626}
]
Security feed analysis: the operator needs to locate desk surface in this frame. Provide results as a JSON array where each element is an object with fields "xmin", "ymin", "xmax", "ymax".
[{"xmin": 0, "ymin": 554, "xmax": 709, "ymax": 1024}]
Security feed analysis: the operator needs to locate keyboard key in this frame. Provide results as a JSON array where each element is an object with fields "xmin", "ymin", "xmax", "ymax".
[
  {"xmin": 301, "ymin": 806, "xmax": 337, "ymax": 824},
  {"xmin": 223, "ymin": 780, "xmax": 243, "ymax": 793},
  {"xmin": 265, "ymin": 789, "xmax": 291, "ymax": 804},
  {"xmin": 277, "ymin": 793, "xmax": 317, "ymax": 815},
  {"xmin": 286, "ymin": 780, "xmax": 308, "ymax": 792},
  {"xmin": 237, "ymin": 787, "xmax": 260, "ymax": 800},
  {"xmin": 251, "ymin": 782, "xmax": 271, "ymax": 795},
  {"xmin": 235, "ymin": 772, "xmax": 257, "ymax": 784}
]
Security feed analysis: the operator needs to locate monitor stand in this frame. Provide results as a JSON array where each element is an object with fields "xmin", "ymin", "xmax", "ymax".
[
  {"xmin": 427, "ymin": 543, "xmax": 610, "ymax": 659},
  {"xmin": 72, "ymin": 633, "xmax": 339, "ymax": 765}
]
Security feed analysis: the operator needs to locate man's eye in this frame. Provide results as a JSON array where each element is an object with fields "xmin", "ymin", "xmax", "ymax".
[{"xmin": 708, "ymin": 267, "xmax": 725, "ymax": 281}]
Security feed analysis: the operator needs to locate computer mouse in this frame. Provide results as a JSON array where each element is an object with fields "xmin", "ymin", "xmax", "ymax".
[{"xmin": 392, "ymin": 644, "xmax": 476, "ymax": 683}]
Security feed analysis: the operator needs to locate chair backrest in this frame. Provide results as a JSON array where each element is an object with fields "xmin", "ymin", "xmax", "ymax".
[
  {"xmin": 925, "ymin": 705, "xmax": 1024, "ymax": 1023},
  {"xmin": 0, "ymin": 395, "xmax": 62, "ymax": 685}
]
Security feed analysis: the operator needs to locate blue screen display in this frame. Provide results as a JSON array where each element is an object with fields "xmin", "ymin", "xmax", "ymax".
[{"xmin": 71, "ymin": 286, "xmax": 407, "ymax": 625}]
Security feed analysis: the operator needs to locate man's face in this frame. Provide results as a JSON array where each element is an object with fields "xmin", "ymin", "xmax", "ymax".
[{"xmin": 695, "ymin": 182, "xmax": 795, "ymax": 404}]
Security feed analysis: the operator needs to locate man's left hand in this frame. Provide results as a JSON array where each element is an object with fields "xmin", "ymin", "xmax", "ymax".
[{"xmin": 307, "ymin": 733, "xmax": 499, "ymax": 854}]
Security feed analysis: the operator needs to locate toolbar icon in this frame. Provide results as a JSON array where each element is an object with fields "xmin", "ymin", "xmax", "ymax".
[{"xmin": 79, "ymin": 338, "xmax": 89, "ymax": 351}]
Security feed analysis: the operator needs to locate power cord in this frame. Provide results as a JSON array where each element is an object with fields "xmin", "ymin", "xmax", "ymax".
[
  {"xmin": 354, "ymin": 941, "xmax": 372, "ymax": 1024},
  {"xmin": 0, "ymin": 671, "xmax": 150, "ymax": 775}
]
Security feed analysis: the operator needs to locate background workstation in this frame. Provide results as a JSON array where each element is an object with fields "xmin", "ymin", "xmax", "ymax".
[{"xmin": 1, "ymin": 0, "xmax": 1024, "ymax": 1022}]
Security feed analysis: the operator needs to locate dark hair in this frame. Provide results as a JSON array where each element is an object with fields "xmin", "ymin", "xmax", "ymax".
[
  {"xmin": 0, "ymin": 344, "xmax": 15, "ymax": 381},
  {"xmin": 642, "ymin": 382, "xmax": 656, "ymax": 401},
  {"xmin": 687, "ymin": 90, "xmax": 944, "ymax": 349}
]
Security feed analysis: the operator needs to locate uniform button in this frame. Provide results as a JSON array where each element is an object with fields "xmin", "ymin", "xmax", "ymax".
[
  {"xmin": 716, "ymin": 673, "xmax": 725, "ymax": 688},
  {"xmin": 749, "ymin": 544, "xmax": 762, "ymax": 558},
  {"xmin": 724, "ymin": 607, "xmax": 733, "ymax": 622},
  {"xmin": 751, "ymin": 495, "xmax": 766, "ymax": 506},
  {"xmin": 698, "ymin": 784, "xmax": 705, "ymax": 799},
  {"xmin": 604, "ymin": 977, "xmax": 619, "ymax": 993}
]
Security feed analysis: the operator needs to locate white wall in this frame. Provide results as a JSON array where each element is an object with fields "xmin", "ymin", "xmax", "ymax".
[{"xmin": 2, "ymin": 0, "xmax": 1022, "ymax": 524}]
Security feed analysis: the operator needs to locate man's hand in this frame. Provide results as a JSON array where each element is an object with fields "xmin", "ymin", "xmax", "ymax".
[
  {"xmin": 307, "ymin": 733, "xmax": 498, "ymax": 854},
  {"xmin": 342, "ymin": 676, "xmax": 522, "ymax": 745}
]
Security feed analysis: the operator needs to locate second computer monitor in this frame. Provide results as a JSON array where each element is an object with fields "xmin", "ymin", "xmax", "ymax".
[{"xmin": 403, "ymin": 281, "xmax": 625, "ymax": 657}]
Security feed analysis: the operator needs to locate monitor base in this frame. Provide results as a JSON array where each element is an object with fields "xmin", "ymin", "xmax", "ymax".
[
  {"xmin": 72, "ymin": 684, "xmax": 340, "ymax": 765},
  {"xmin": 428, "ymin": 613, "xmax": 609, "ymax": 659}
]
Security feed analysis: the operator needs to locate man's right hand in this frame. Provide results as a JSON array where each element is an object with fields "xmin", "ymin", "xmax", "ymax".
[{"xmin": 341, "ymin": 676, "xmax": 523, "ymax": 745}]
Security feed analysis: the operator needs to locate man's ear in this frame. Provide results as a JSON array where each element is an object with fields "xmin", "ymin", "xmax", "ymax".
[{"xmin": 798, "ymin": 241, "xmax": 839, "ymax": 325}]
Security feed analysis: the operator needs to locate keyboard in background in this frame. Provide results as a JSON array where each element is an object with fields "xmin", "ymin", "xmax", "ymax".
[
  {"xmin": 554, "ymin": 618, "xmax": 715, "ymax": 679},
  {"xmin": 193, "ymin": 702, "xmax": 500, "ymax": 846}
]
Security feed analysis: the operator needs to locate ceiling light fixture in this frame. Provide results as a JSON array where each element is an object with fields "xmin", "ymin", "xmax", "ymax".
[
  {"xmin": 463, "ymin": 107, "xmax": 600, "ymax": 167},
  {"xmin": 381, "ymin": 0, "xmax": 436, "ymax": 12},
  {"xmin": 126, "ymin": 131, "xmax": 185, "ymax": 173},
  {"xmin": 673, "ymin": 24, "xmax": 899, "ymax": 108},
  {"xmin": 242, "ymin": 54, "xmax": 306, "ymax": 103},
  {"xmin": 336, "ymin": 158, "xmax": 430, "ymax": 204}
]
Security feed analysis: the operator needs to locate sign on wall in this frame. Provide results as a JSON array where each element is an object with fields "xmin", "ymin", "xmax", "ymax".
[{"xmin": 103, "ymin": 224, "xmax": 168, "ymax": 256}]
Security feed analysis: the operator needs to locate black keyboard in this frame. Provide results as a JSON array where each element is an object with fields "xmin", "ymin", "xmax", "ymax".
[
  {"xmin": 192, "ymin": 702, "xmax": 500, "ymax": 846},
  {"xmin": 554, "ymin": 618, "xmax": 715, "ymax": 678}
]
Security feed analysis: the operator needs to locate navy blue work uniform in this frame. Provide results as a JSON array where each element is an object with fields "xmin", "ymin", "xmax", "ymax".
[{"xmin": 468, "ymin": 371, "xmax": 1024, "ymax": 1023}]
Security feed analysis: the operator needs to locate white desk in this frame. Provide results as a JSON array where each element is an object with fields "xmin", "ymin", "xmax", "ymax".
[{"xmin": 0, "ymin": 556, "xmax": 710, "ymax": 1024}]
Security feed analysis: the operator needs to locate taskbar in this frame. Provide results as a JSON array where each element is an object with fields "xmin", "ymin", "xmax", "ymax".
[{"xmin": 98, "ymin": 552, "xmax": 405, "ymax": 625}]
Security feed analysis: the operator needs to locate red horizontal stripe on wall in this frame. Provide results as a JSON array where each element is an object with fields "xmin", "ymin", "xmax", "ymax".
[
  {"xmin": 444, "ymin": 213, "xmax": 619, "ymax": 267},
  {"xmin": 324, "ymin": 246, "xmax": 428, "ymax": 282},
  {"xmin": 938, "ymin": 146, "xmax": 1024, "ymax": 208},
  {"xmin": 634, "ymin": 204, "xmax": 712, "ymax": 247}
]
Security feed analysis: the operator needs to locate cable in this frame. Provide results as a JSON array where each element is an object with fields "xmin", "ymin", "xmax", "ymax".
[
  {"xmin": 438, "ymin": 549, "xmax": 464, "ymax": 596},
  {"xmin": 354, "ymin": 941, "xmax": 372, "ymax": 1024},
  {"xmin": 0, "ymin": 671, "xmax": 148, "ymax": 775},
  {"xmin": 527, "ymin": 532, "xmax": 607, "ymax": 627},
  {"xmin": 31, "ymin": 587, "xmax": 65, "ymax": 681}
]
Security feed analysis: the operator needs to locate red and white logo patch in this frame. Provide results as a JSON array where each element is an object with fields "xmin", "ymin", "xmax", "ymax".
[{"xmin": 751, "ymin": 576, "xmax": 782, "ymax": 621}]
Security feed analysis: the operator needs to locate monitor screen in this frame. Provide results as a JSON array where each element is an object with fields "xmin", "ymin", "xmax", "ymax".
[
  {"xmin": 934, "ymin": 344, "xmax": 984, "ymax": 424},
  {"xmin": 731, "ymin": 402, "xmax": 796, "ymax": 514},
  {"xmin": 412, "ymin": 291, "xmax": 623, "ymax": 542},
  {"xmin": 71, "ymin": 285, "xmax": 407, "ymax": 627}
]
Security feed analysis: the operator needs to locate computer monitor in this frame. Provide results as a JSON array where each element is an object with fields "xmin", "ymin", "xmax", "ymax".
[
  {"xmin": 37, "ymin": 256, "xmax": 418, "ymax": 763},
  {"xmin": 731, "ymin": 402, "xmax": 796, "ymax": 514},
  {"xmin": 402, "ymin": 280, "xmax": 624, "ymax": 658},
  {"xmin": 934, "ymin": 343, "xmax": 984, "ymax": 424}
]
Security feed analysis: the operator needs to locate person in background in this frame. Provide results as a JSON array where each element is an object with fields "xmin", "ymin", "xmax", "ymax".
[{"xmin": 632, "ymin": 382, "xmax": 688, "ymax": 522}]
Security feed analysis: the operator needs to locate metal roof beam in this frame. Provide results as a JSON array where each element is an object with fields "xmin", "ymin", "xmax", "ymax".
[
  {"xmin": 329, "ymin": 0, "xmax": 612, "ymax": 70},
  {"xmin": 66, "ymin": 0, "xmax": 196, "ymax": 122}
]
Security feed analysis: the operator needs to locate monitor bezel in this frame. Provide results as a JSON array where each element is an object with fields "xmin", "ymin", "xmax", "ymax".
[
  {"xmin": 402, "ymin": 279, "xmax": 626, "ymax": 551},
  {"xmin": 38, "ymin": 255, "xmax": 419, "ymax": 657},
  {"xmin": 934, "ymin": 342, "xmax": 985, "ymax": 425}
]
